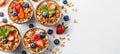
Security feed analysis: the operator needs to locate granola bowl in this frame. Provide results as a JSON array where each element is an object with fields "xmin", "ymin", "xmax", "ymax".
[
  {"xmin": 8, "ymin": 0, "xmax": 34, "ymax": 24},
  {"xmin": 35, "ymin": 0, "xmax": 62, "ymax": 26},
  {"xmin": 0, "ymin": 24, "xmax": 21, "ymax": 52},
  {"xmin": 23, "ymin": 28, "xmax": 49, "ymax": 53}
]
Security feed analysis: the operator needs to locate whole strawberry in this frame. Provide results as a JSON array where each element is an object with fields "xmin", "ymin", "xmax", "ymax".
[{"xmin": 56, "ymin": 22, "xmax": 68, "ymax": 34}]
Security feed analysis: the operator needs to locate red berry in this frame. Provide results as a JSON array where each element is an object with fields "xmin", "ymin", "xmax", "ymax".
[
  {"xmin": 47, "ymin": 2, "xmax": 56, "ymax": 10},
  {"xmin": 33, "ymin": 34, "xmax": 40, "ymax": 41},
  {"xmin": 0, "ymin": 0, "xmax": 6, "ymax": 7},
  {"xmin": 56, "ymin": 22, "xmax": 68, "ymax": 34},
  {"xmin": 7, "ymin": 34, "xmax": 15, "ymax": 41},
  {"xmin": 36, "ymin": 39, "xmax": 44, "ymax": 48}
]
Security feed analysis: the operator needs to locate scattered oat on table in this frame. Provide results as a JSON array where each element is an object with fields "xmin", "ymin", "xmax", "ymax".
[
  {"xmin": 67, "ymin": 2, "xmax": 74, "ymax": 7},
  {"xmin": 74, "ymin": 19, "xmax": 78, "ymax": 24}
]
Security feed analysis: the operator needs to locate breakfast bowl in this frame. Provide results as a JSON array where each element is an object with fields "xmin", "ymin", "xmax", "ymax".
[
  {"xmin": 23, "ymin": 28, "xmax": 49, "ymax": 53},
  {"xmin": 8, "ymin": 0, "xmax": 34, "ymax": 24},
  {"xmin": 0, "ymin": 24, "xmax": 21, "ymax": 52},
  {"xmin": 35, "ymin": 0, "xmax": 62, "ymax": 26}
]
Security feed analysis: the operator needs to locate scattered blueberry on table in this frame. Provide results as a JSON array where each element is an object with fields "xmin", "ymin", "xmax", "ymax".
[
  {"xmin": 22, "ymin": 50, "xmax": 27, "ymax": 54},
  {"xmin": 47, "ymin": 29, "xmax": 53, "ymax": 35},
  {"xmin": 0, "ymin": 12, "xmax": 4, "ymax": 17},
  {"xmin": 54, "ymin": 39, "xmax": 60, "ymax": 45},
  {"xmin": 29, "ymin": 24, "xmax": 34, "ymax": 28},
  {"xmin": 63, "ymin": 0, "xmax": 68, "ymax": 4},
  {"xmin": 2, "ymin": 18, "xmax": 8, "ymax": 23},
  {"xmin": 64, "ymin": 15, "xmax": 69, "ymax": 21}
]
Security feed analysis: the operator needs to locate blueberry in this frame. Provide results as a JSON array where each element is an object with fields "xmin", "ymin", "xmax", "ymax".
[
  {"xmin": 43, "ymin": 12, "xmax": 49, "ymax": 18},
  {"xmin": 0, "ymin": 12, "xmax": 4, "ymax": 17},
  {"xmin": 30, "ymin": 42, "xmax": 36, "ymax": 48},
  {"xmin": 22, "ymin": 50, "xmax": 27, "ymax": 54},
  {"xmin": 12, "ymin": 11, "xmax": 18, "ymax": 17},
  {"xmin": 47, "ymin": 29, "xmax": 53, "ymax": 35},
  {"xmin": 2, "ymin": 18, "xmax": 7, "ymax": 23},
  {"xmin": 40, "ymin": 32, "xmax": 46, "ymax": 38},
  {"xmin": 24, "ymin": 2, "xmax": 29, "ymax": 8},
  {"xmin": 54, "ymin": 39, "xmax": 60, "ymax": 45},
  {"xmin": 2, "ymin": 38, "xmax": 8, "ymax": 43},
  {"xmin": 29, "ymin": 24, "xmax": 34, "ymax": 28},
  {"xmin": 63, "ymin": 0, "xmax": 68, "ymax": 4},
  {"xmin": 64, "ymin": 15, "xmax": 69, "ymax": 21}
]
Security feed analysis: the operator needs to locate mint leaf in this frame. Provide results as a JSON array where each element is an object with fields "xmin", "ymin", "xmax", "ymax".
[
  {"xmin": 1, "ymin": 27, "xmax": 5, "ymax": 33},
  {"xmin": 5, "ymin": 28, "xmax": 10, "ymax": 37},
  {"xmin": 0, "ymin": 33, "xmax": 5, "ymax": 38},
  {"xmin": 0, "ymin": 36, "xmax": 4, "ymax": 39},
  {"xmin": 41, "ymin": 4, "xmax": 47, "ymax": 12},
  {"xmin": 48, "ymin": 9, "xmax": 55, "ymax": 14}
]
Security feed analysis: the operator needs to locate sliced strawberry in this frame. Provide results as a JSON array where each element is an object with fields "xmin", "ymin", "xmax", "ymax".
[
  {"xmin": 33, "ymin": 34, "xmax": 40, "ymax": 41},
  {"xmin": 14, "ymin": 3, "xmax": 22, "ymax": 12},
  {"xmin": 47, "ymin": 2, "xmax": 56, "ymax": 10},
  {"xmin": 36, "ymin": 39, "xmax": 44, "ymax": 48},
  {"xmin": 0, "ymin": 0, "xmax": 6, "ymax": 7},
  {"xmin": 18, "ymin": 7, "xmax": 24, "ymax": 18},
  {"xmin": 7, "ymin": 34, "xmax": 15, "ymax": 41},
  {"xmin": 56, "ymin": 22, "xmax": 68, "ymax": 34}
]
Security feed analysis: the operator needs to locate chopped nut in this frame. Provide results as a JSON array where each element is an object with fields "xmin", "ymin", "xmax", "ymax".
[
  {"xmin": 74, "ymin": 19, "xmax": 78, "ymax": 23},
  {"xmin": 59, "ymin": 37, "xmax": 65, "ymax": 41},
  {"xmin": 64, "ymin": 8, "xmax": 67, "ymax": 13},
  {"xmin": 61, "ymin": 43, "xmax": 65, "ymax": 47}
]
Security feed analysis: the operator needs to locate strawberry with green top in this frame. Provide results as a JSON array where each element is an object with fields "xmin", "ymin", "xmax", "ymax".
[
  {"xmin": 0, "ymin": 27, "xmax": 15, "ymax": 42},
  {"xmin": 56, "ymin": 22, "xmax": 68, "ymax": 34}
]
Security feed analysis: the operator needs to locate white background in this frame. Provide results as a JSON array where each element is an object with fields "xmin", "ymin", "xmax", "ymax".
[{"xmin": 0, "ymin": 0, "xmax": 120, "ymax": 54}]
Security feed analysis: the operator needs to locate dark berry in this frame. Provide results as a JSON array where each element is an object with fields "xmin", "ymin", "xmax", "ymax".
[
  {"xmin": 40, "ymin": 32, "xmax": 46, "ymax": 38},
  {"xmin": 22, "ymin": 50, "xmax": 27, "ymax": 54},
  {"xmin": 2, "ymin": 38, "xmax": 8, "ymax": 43},
  {"xmin": 30, "ymin": 42, "xmax": 36, "ymax": 48},
  {"xmin": 63, "ymin": 0, "xmax": 68, "ymax": 4},
  {"xmin": 43, "ymin": 12, "xmax": 49, "ymax": 18},
  {"xmin": 64, "ymin": 15, "xmax": 69, "ymax": 21},
  {"xmin": 2, "ymin": 18, "xmax": 7, "ymax": 23},
  {"xmin": 24, "ymin": 2, "xmax": 29, "ymax": 8},
  {"xmin": 0, "ymin": 12, "xmax": 4, "ymax": 17},
  {"xmin": 54, "ymin": 39, "xmax": 60, "ymax": 45},
  {"xmin": 29, "ymin": 24, "xmax": 34, "ymax": 28},
  {"xmin": 12, "ymin": 11, "xmax": 18, "ymax": 17},
  {"xmin": 47, "ymin": 29, "xmax": 53, "ymax": 35}
]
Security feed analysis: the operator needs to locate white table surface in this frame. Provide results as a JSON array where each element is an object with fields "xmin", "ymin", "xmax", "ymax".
[{"xmin": 0, "ymin": 0, "xmax": 120, "ymax": 54}]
